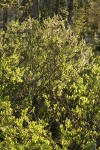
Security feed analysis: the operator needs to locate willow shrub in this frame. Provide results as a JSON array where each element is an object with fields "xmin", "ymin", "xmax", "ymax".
[
  {"xmin": 0, "ymin": 100, "xmax": 58, "ymax": 150},
  {"xmin": 0, "ymin": 16, "xmax": 100, "ymax": 149}
]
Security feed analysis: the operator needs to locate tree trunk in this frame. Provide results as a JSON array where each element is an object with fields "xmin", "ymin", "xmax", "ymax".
[
  {"xmin": 20, "ymin": 0, "xmax": 29, "ymax": 22},
  {"xmin": 32, "ymin": 0, "xmax": 39, "ymax": 20},
  {"xmin": 67, "ymin": 0, "xmax": 74, "ymax": 26},
  {"xmin": 55, "ymin": 0, "xmax": 60, "ymax": 14},
  {"xmin": 3, "ymin": 6, "xmax": 8, "ymax": 31}
]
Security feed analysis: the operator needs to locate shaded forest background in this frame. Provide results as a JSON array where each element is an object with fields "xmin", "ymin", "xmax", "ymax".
[{"xmin": 0, "ymin": 0, "xmax": 100, "ymax": 149}]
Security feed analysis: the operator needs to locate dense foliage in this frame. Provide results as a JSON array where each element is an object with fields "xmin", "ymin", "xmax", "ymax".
[{"xmin": 0, "ymin": 0, "xmax": 100, "ymax": 150}]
